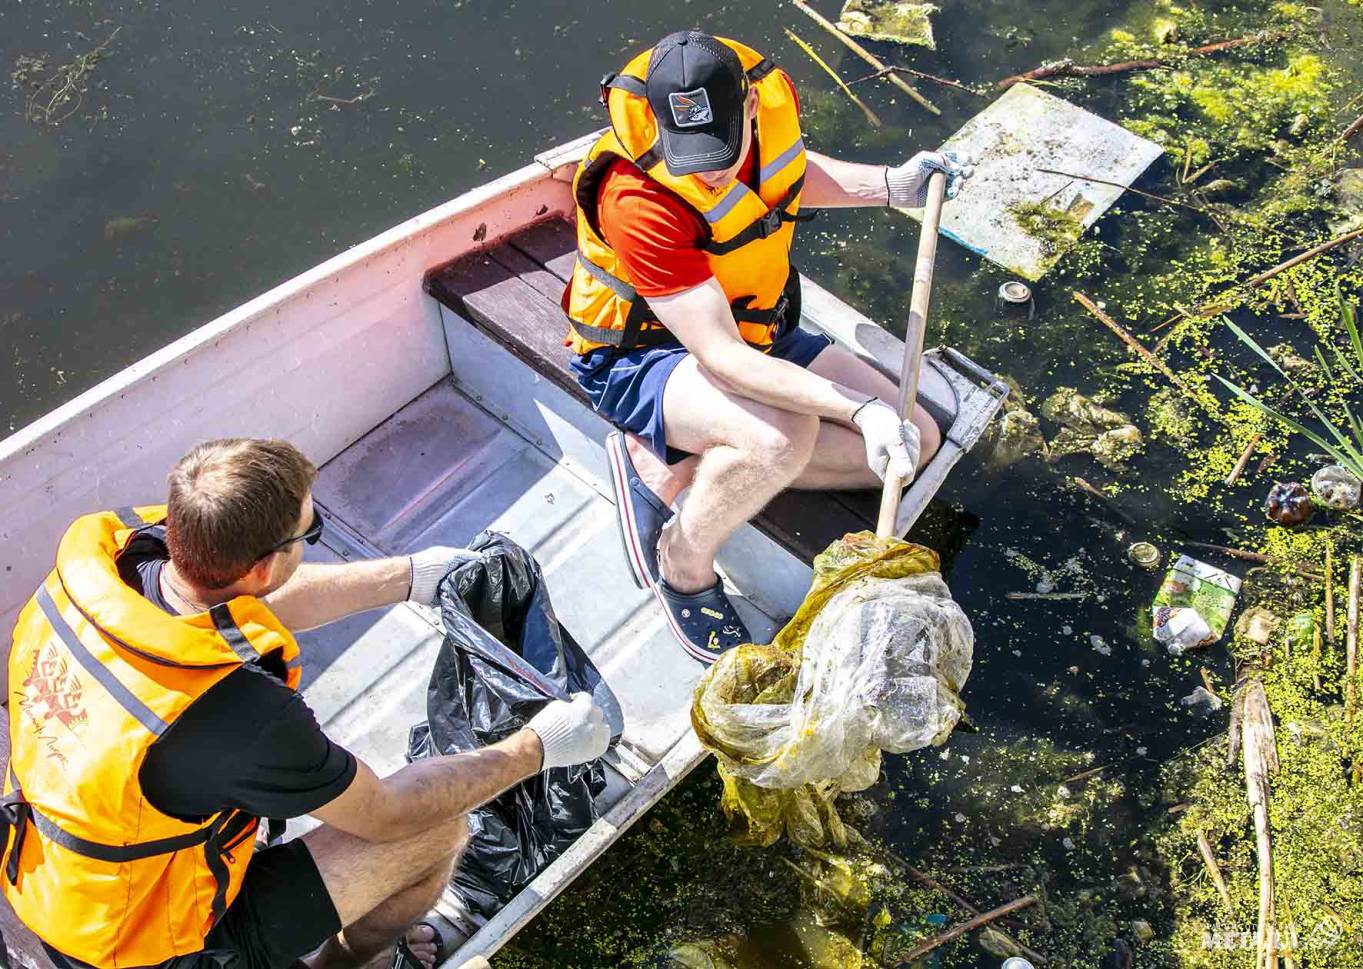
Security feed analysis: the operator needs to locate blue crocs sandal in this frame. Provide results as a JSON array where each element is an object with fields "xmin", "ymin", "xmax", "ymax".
[
  {"xmin": 606, "ymin": 431, "xmax": 674, "ymax": 589},
  {"xmin": 654, "ymin": 578, "xmax": 752, "ymax": 664}
]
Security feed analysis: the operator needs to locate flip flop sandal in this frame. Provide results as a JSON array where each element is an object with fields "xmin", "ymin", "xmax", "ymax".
[
  {"xmin": 389, "ymin": 914, "xmax": 464, "ymax": 969},
  {"xmin": 653, "ymin": 577, "xmax": 752, "ymax": 664},
  {"xmin": 605, "ymin": 431, "xmax": 674, "ymax": 589}
]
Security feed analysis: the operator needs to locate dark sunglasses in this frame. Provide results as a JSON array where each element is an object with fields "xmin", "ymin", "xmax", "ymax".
[{"xmin": 259, "ymin": 508, "xmax": 324, "ymax": 560}]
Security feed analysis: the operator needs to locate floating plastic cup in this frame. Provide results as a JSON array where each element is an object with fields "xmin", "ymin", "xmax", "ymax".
[
  {"xmin": 1002, "ymin": 959, "xmax": 1037, "ymax": 969},
  {"xmin": 1310, "ymin": 464, "xmax": 1362, "ymax": 511}
]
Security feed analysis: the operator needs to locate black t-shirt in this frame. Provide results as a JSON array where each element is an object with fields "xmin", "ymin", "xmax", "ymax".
[{"xmin": 118, "ymin": 533, "xmax": 356, "ymax": 823}]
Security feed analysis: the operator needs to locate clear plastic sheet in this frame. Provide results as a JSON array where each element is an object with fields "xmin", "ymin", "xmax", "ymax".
[{"xmin": 692, "ymin": 532, "xmax": 973, "ymax": 847}]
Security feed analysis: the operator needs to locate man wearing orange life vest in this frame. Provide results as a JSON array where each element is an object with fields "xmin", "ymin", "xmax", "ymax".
[
  {"xmin": 565, "ymin": 31, "xmax": 972, "ymax": 662},
  {"xmin": 3, "ymin": 438, "xmax": 610, "ymax": 969}
]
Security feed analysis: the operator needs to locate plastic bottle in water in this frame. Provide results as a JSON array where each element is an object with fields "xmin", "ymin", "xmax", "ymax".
[{"xmin": 1002, "ymin": 960, "xmax": 1036, "ymax": 969}]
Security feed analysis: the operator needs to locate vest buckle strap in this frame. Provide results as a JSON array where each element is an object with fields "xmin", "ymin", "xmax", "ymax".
[
  {"xmin": 0, "ymin": 791, "xmax": 31, "ymax": 886},
  {"xmin": 756, "ymin": 208, "xmax": 784, "ymax": 239}
]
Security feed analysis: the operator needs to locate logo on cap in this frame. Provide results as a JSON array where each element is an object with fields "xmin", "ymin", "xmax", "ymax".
[{"xmin": 668, "ymin": 88, "xmax": 713, "ymax": 127}]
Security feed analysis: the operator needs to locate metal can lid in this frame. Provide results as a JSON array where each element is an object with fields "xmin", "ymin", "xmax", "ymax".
[
  {"xmin": 1127, "ymin": 542, "xmax": 1161, "ymax": 569},
  {"xmin": 998, "ymin": 281, "xmax": 1032, "ymax": 304}
]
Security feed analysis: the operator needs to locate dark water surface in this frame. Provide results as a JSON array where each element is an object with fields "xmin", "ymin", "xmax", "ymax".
[{"xmin": 3, "ymin": 0, "xmax": 1228, "ymax": 966}]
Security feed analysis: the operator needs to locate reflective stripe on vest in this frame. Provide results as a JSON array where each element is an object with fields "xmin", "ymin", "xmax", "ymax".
[
  {"xmin": 564, "ymin": 38, "xmax": 806, "ymax": 356},
  {"xmin": 4, "ymin": 507, "xmax": 302, "ymax": 967}
]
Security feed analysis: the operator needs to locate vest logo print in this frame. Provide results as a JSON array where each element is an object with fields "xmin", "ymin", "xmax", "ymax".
[
  {"xmin": 21, "ymin": 641, "xmax": 87, "ymax": 765},
  {"xmin": 669, "ymin": 88, "xmax": 713, "ymax": 127}
]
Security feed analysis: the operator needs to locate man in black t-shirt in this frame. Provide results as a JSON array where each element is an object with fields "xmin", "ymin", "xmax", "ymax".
[{"xmin": 6, "ymin": 438, "xmax": 610, "ymax": 969}]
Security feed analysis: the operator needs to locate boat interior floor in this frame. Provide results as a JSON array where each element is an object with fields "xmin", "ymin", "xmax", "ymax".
[{"xmin": 300, "ymin": 375, "xmax": 785, "ymax": 825}]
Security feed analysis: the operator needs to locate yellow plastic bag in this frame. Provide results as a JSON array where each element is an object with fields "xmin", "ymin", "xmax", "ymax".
[{"xmin": 692, "ymin": 532, "xmax": 973, "ymax": 847}]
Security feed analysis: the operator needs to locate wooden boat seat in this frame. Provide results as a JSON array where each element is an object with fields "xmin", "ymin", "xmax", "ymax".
[{"xmin": 425, "ymin": 218, "xmax": 924, "ymax": 564}]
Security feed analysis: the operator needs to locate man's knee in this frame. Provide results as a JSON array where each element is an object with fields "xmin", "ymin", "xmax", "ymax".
[
  {"xmin": 743, "ymin": 411, "xmax": 819, "ymax": 471},
  {"xmin": 916, "ymin": 412, "xmax": 942, "ymax": 465}
]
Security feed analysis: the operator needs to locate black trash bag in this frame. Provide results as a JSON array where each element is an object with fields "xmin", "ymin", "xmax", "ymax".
[{"xmin": 406, "ymin": 531, "xmax": 612, "ymax": 920}]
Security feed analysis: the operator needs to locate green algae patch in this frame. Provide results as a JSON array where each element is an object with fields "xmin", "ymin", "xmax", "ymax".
[
  {"xmin": 836, "ymin": 0, "xmax": 938, "ymax": 48},
  {"xmin": 1010, "ymin": 200, "xmax": 1086, "ymax": 256}
]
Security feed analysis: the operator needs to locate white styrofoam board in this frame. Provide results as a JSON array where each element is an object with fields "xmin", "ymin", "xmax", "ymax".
[{"xmin": 899, "ymin": 83, "xmax": 1164, "ymax": 280}]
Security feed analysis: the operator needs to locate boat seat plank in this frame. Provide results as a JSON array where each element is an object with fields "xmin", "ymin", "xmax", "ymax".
[
  {"xmin": 506, "ymin": 219, "xmax": 578, "ymax": 282},
  {"xmin": 425, "ymin": 222, "xmax": 877, "ymax": 563}
]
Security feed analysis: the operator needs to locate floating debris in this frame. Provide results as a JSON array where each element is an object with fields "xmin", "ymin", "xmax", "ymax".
[
  {"xmin": 983, "ymin": 376, "xmax": 1047, "ymax": 467},
  {"xmin": 103, "ymin": 215, "xmax": 158, "ymax": 241},
  {"xmin": 836, "ymin": 0, "xmax": 938, "ymax": 49},
  {"xmin": 1127, "ymin": 542, "xmax": 1161, "ymax": 570},
  {"xmin": 1234, "ymin": 605, "xmax": 1281, "ymax": 646},
  {"xmin": 1151, "ymin": 555, "xmax": 1242, "ymax": 655},
  {"xmin": 17, "ymin": 28, "xmax": 121, "ymax": 126},
  {"xmin": 995, "ymin": 280, "xmax": 1035, "ymax": 318},
  {"xmin": 1041, "ymin": 387, "xmax": 1144, "ymax": 469},
  {"xmin": 1263, "ymin": 480, "xmax": 1315, "ymax": 526},
  {"xmin": 1310, "ymin": 464, "xmax": 1361, "ymax": 510}
]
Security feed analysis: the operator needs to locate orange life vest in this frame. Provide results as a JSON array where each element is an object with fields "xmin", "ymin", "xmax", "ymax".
[
  {"xmin": 2, "ymin": 505, "xmax": 302, "ymax": 968},
  {"xmin": 564, "ymin": 37, "xmax": 806, "ymax": 355}
]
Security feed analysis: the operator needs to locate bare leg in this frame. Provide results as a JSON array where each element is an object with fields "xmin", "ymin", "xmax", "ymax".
[
  {"xmin": 657, "ymin": 356, "xmax": 820, "ymax": 592},
  {"xmin": 622, "ymin": 435, "xmax": 698, "ymax": 506},
  {"xmin": 793, "ymin": 345, "xmax": 942, "ymax": 491},
  {"xmin": 306, "ymin": 815, "xmax": 469, "ymax": 969}
]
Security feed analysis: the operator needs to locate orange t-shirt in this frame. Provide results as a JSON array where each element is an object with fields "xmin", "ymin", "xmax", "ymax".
[
  {"xmin": 594, "ymin": 75, "xmax": 800, "ymax": 299},
  {"xmin": 595, "ymin": 146, "xmax": 759, "ymax": 298}
]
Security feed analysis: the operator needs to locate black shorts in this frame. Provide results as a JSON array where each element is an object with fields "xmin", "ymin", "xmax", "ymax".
[{"xmin": 43, "ymin": 840, "xmax": 341, "ymax": 969}]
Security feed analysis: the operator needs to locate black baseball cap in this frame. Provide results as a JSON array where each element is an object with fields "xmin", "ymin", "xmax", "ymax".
[{"xmin": 645, "ymin": 31, "xmax": 749, "ymax": 176}]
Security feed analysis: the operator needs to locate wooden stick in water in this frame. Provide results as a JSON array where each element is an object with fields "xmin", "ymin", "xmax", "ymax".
[
  {"xmin": 790, "ymin": 0, "xmax": 940, "ymax": 115},
  {"xmin": 1312, "ymin": 623, "xmax": 1323, "ymax": 693},
  {"xmin": 1225, "ymin": 432, "xmax": 1262, "ymax": 485},
  {"xmin": 895, "ymin": 896, "xmax": 1038, "ymax": 965},
  {"xmin": 1348, "ymin": 554, "xmax": 1360, "ymax": 719},
  {"xmin": 903, "ymin": 866, "xmax": 1048, "ymax": 964},
  {"xmin": 1241, "ymin": 681, "xmax": 1279, "ymax": 969},
  {"xmin": 1325, "ymin": 540, "xmax": 1336, "ymax": 646},
  {"xmin": 1196, "ymin": 830, "xmax": 1235, "ymax": 914},
  {"xmin": 783, "ymin": 28, "xmax": 883, "ymax": 127},
  {"xmin": 877, "ymin": 170, "xmax": 947, "ymax": 539},
  {"xmin": 1073, "ymin": 291, "xmax": 1217, "ymax": 418}
]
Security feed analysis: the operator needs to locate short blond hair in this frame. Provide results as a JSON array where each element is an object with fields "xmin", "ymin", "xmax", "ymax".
[{"xmin": 166, "ymin": 438, "xmax": 317, "ymax": 589}]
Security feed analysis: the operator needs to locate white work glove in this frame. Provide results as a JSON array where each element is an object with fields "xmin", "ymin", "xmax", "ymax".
[
  {"xmin": 851, "ymin": 398, "xmax": 921, "ymax": 481},
  {"xmin": 406, "ymin": 546, "xmax": 477, "ymax": 606},
  {"xmin": 525, "ymin": 692, "xmax": 611, "ymax": 771},
  {"xmin": 885, "ymin": 150, "xmax": 973, "ymax": 208}
]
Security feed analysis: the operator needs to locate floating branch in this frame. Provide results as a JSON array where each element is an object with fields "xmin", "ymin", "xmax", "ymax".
[
  {"xmin": 847, "ymin": 65, "xmax": 984, "ymax": 96},
  {"xmin": 1036, "ymin": 166, "xmax": 1218, "ymax": 223},
  {"xmin": 895, "ymin": 896, "xmax": 1038, "ymax": 965},
  {"xmin": 1224, "ymin": 432, "xmax": 1263, "ymax": 486},
  {"xmin": 25, "ymin": 27, "xmax": 122, "ymax": 126},
  {"xmin": 1348, "ymin": 554, "xmax": 1359, "ymax": 720},
  {"xmin": 1326, "ymin": 540, "xmax": 1337, "ymax": 646},
  {"xmin": 1181, "ymin": 541, "xmax": 1323, "ymax": 580},
  {"xmin": 1073, "ymin": 291, "xmax": 1218, "ymax": 418},
  {"xmin": 1240, "ymin": 681, "xmax": 1279, "ymax": 969},
  {"xmin": 903, "ymin": 866, "xmax": 1048, "ymax": 964},
  {"xmin": 997, "ymin": 30, "xmax": 1294, "ymax": 90},
  {"xmin": 1156, "ymin": 226, "xmax": 1363, "ymax": 326},
  {"xmin": 791, "ymin": 0, "xmax": 939, "ymax": 115},
  {"xmin": 784, "ymin": 28, "xmax": 883, "ymax": 126},
  {"xmin": 311, "ymin": 87, "xmax": 375, "ymax": 105},
  {"xmin": 1006, "ymin": 591, "xmax": 1087, "ymax": 600},
  {"xmin": 1339, "ymin": 111, "xmax": 1363, "ymax": 145},
  {"xmin": 1196, "ymin": 830, "xmax": 1235, "ymax": 914}
]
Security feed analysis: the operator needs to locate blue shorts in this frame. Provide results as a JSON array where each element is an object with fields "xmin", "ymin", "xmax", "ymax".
[{"xmin": 570, "ymin": 315, "xmax": 833, "ymax": 465}]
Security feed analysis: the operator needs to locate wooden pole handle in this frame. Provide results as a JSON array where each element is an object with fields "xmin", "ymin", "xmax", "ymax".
[{"xmin": 876, "ymin": 169, "xmax": 948, "ymax": 539}]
